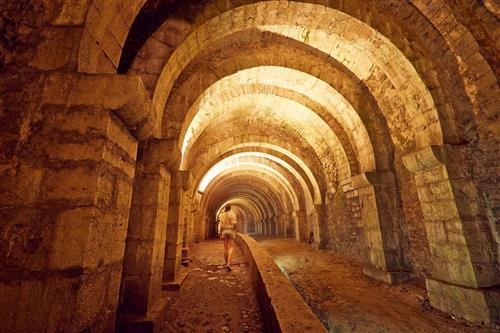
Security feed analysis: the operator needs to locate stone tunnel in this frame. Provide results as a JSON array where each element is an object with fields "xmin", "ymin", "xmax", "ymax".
[{"xmin": 0, "ymin": 0, "xmax": 499, "ymax": 332}]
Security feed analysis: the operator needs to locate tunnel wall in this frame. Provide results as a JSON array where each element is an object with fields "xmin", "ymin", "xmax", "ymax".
[
  {"xmin": 325, "ymin": 190, "xmax": 367, "ymax": 263},
  {"xmin": 236, "ymin": 234, "xmax": 327, "ymax": 333}
]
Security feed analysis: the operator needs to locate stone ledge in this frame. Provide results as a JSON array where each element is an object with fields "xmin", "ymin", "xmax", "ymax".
[
  {"xmin": 161, "ymin": 267, "xmax": 189, "ymax": 291},
  {"xmin": 363, "ymin": 265, "xmax": 414, "ymax": 285},
  {"xmin": 236, "ymin": 234, "xmax": 328, "ymax": 333},
  {"xmin": 43, "ymin": 72, "xmax": 158, "ymax": 140},
  {"xmin": 426, "ymin": 278, "xmax": 500, "ymax": 325},
  {"xmin": 117, "ymin": 296, "xmax": 170, "ymax": 333}
]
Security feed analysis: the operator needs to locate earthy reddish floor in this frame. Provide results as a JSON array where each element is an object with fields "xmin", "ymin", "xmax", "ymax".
[
  {"xmin": 161, "ymin": 240, "xmax": 264, "ymax": 333},
  {"xmin": 255, "ymin": 236, "xmax": 493, "ymax": 333}
]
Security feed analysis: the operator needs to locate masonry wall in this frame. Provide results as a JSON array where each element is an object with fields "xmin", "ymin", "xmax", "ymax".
[
  {"xmin": 0, "ymin": 4, "xmax": 141, "ymax": 331},
  {"xmin": 395, "ymin": 156, "xmax": 433, "ymax": 278},
  {"xmin": 0, "ymin": 97, "xmax": 138, "ymax": 331},
  {"xmin": 325, "ymin": 190, "xmax": 367, "ymax": 263}
]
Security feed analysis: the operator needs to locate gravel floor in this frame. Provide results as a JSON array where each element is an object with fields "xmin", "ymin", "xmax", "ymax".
[{"xmin": 161, "ymin": 240, "xmax": 265, "ymax": 333}]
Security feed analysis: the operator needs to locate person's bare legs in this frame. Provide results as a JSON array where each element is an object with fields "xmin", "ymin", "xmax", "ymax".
[
  {"xmin": 227, "ymin": 238, "xmax": 235, "ymax": 268},
  {"xmin": 223, "ymin": 237, "xmax": 228, "ymax": 266}
]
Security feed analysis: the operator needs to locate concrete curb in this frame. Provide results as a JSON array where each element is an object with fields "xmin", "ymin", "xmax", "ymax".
[{"xmin": 236, "ymin": 234, "xmax": 328, "ymax": 333}]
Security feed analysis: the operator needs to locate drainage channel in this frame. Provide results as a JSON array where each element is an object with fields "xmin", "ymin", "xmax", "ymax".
[{"xmin": 277, "ymin": 266, "xmax": 339, "ymax": 333}]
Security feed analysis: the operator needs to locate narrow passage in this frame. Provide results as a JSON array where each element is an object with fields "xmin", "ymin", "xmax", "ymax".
[
  {"xmin": 161, "ymin": 240, "xmax": 264, "ymax": 333},
  {"xmin": 256, "ymin": 237, "xmax": 490, "ymax": 333}
]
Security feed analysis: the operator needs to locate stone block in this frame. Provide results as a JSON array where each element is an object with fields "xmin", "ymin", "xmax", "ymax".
[
  {"xmin": 0, "ymin": 163, "xmax": 43, "ymax": 206},
  {"xmin": 31, "ymin": 27, "xmax": 82, "ymax": 70},
  {"xmin": 123, "ymin": 239, "xmax": 155, "ymax": 276},
  {"xmin": 44, "ymin": 72, "xmax": 155, "ymax": 139},
  {"xmin": 45, "ymin": 140, "xmax": 106, "ymax": 163},
  {"xmin": 43, "ymin": 166, "xmax": 99, "ymax": 204},
  {"xmin": 121, "ymin": 275, "xmax": 151, "ymax": 314},
  {"xmin": 138, "ymin": 139, "xmax": 181, "ymax": 171},
  {"xmin": 0, "ymin": 274, "xmax": 84, "ymax": 332},
  {"xmin": 163, "ymin": 257, "xmax": 180, "ymax": 281},
  {"xmin": 426, "ymin": 278, "xmax": 500, "ymax": 324},
  {"xmin": 117, "ymin": 296, "xmax": 170, "ymax": 333},
  {"xmin": 363, "ymin": 265, "xmax": 413, "ymax": 284},
  {"xmin": 78, "ymin": 29, "xmax": 117, "ymax": 74},
  {"xmin": 52, "ymin": 0, "xmax": 90, "ymax": 26},
  {"xmin": 73, "ymin": 268, "xmax": 111, "ymax": 332},
  {"xmin": 49, "ymin": 208, "xmax": 94, "ymax": 269},
  {"xmin": 116, "ymin": 177, "xmax": 135, "ymax": 210}
]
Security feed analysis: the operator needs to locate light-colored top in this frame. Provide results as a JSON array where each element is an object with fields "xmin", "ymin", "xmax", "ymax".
[{"xmin": 219, "ymin": 210, "xmax": 237, "ymax": 230}]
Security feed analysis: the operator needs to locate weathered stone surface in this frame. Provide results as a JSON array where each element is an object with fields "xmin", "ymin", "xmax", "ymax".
[
  {"xmin": 237, "ymin": 234, "xmax": 328, "ymax": 333},
  {"xmin": 426, "ymin": 278, "xmax": 500, "ymax": 324},
  {"xmin": 1, "ymin": 0, "xmax": 498, "ymax": 330},
  {"xmin": 121, "ymin": 158, "xmax": 171, "ymax": 315}
]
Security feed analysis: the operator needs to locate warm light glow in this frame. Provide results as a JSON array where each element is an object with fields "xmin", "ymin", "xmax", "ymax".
[
  {"xmin": 155, "ymin": 2, "xmax": 441, "ymax": 153},
  {"xmin": 199, "ymin": 159, "xmax": 287, "ymax": 193},
  {"xmin": 180, "ymin": 66, "xmax": 374, "ymax": 174},
  {"xmin": 182, "ymin": 94, "xmax": 351, "ymax": 182}
]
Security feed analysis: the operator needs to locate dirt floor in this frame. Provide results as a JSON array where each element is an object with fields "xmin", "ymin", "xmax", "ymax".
[
  {"xmin": 161, "ymin": 240, "xmax": 264, "ymax": 333},
  {"xmin": 255, "ymin": 236, "xmax": 494, "ymax": 333}
]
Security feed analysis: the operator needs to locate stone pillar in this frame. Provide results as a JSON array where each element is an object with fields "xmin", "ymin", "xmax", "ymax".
[
  {"xmin": 193, "ymin": 210, "xmax": 200, "ymax": 243},
  {"xmin": 0, "ymin": 73, "xmax": 150, "ymax": 332},
  {"xmin": 314, "ymin": 204, "xmax": 329, "ymax": 249},
  {"xmin": 404, "ymin": 145, "xmax": 499, "ymax": 324},
  {"xmin": 120, "ymin": 140, "xmax": 174, "ymax": 318},
  {"xmin": 163, "ymin": 170, "xmax": 191, "ymax": 283},
  {"xmin": 280, "ymin": 213, "xmax": 290, "ymax": 238},
  {"xmin": 275, "ymin": 215, "xmax": 283, "ymax": 236},
  {"xmin": 270, "ymin": 216, "xmax": 277, "ymax": 235},
  {"xmin": 294, "ymin": 210, "xmax": 307, "ymax": 241},
  {"xmin": 199, "ymin": 213, "xmax": 206, "ymax": 242},
  {"xmin": 207, "ymin": 216, "xmax": 216, "ymax": 238},
  {"xmin": 188, "ymin": 209, "xmax": 196, "ymax": 245},
  {"xmin": 351, "ymin": 171, "xmax": 411, "ymax": 284},
  {"xmin": 181, "ymin": 192, "xmax": 192, "ymax": 260},
  {"xmin": 261, "ymin": 219, "xmax": 267, "ymax": 235},
  {"xmin": 266, "ymin": 218, "xmax": 272, "ymax": 236}
]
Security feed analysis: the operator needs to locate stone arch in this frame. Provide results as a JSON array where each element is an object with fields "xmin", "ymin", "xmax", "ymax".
[
  {"xmin": 187, "ymin": 136, "xmax": 328, "ymax": 196},
  {"xmin": 152, "ymin": 3, "xmax": 442, "ymax": 149},
  {"xmin": 184, "ymin": 94, "xmax": 352, "ymax": 185},
  {"xmin": 178, "ymin": 66, "xmax": 379, "ymax": 175},
  {"xmin": 194, "ymin": 147, "xmax": 322, "ymax": 206}
]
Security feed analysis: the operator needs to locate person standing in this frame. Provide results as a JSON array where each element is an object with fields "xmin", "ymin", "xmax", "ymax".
[{"xmin": 218, "ymin": 204, "xmax": 237, "ymax": 271}]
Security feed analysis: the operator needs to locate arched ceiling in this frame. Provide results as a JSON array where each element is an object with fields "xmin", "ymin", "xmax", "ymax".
[
  {"xmin": 152, "ymin": 2, "xmax": 442, "ymax": 149},
  {"xmin": 108, "ymin": 0, "xmax": 495, "ymax": 228}
]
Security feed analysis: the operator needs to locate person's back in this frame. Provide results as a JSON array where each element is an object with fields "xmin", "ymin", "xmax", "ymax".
[
  {"xmin": 219, "ymin": 210, "xmax": 237, "ymax": 230},
  {"xmin": 219, "ymin": 204, "xmax": 237, "ymax": 271}
]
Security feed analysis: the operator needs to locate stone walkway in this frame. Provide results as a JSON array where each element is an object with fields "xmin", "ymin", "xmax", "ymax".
[
  {"xmin": 256, "ymin": 237, "xmax": 494, "ymax": 333},
  {"xmin": 160, "ymin": 240, "xmax": 264, "ymax": 333}
]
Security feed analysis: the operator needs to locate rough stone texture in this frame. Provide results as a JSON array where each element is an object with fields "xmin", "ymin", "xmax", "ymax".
[
  {"xmin": 121, "ymin": 158, "xmax": 171, "ymax": 315},
  {"xmin": 257, "ymin": 237, "xmax": 495, "ymax": 332},
  {"xmin": 325, "ymin": 190, "xmax": 367, "ymax": 262},
  {"xmin": 163, "ymin": 171, "xmax": 186, "ymax": 282},
  {"xmin": 1, "ymin": 0, "xmax": 499, "ymax": 330},
  {"xmin": 404, "ymin": 145, "xmax": 499, "ymax": 288},
  {"xmin": 426, "ymin": 278, "xmax": 500, "ymax": 325},
  {"xmin": 0, "ymin": 98, "xmax": 138, "ymax": 332},
  {"xmin": 237, "ymin": 234, "xmax": 328, "ymax": 333},
  {"xmin": 159, "ymin": 240, "xmax": 265, "ymax": 333}
]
